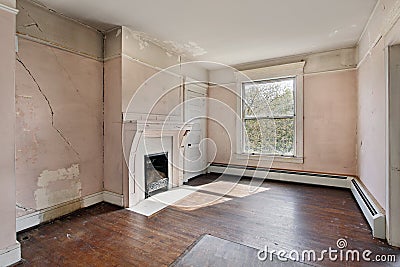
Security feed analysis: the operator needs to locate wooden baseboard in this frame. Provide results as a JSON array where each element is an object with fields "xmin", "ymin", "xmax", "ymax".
[
  {"xmin": 17, "ymin": 191, "xmax": 124, "ymax": 232},
  {"xmin": 103, "ymin": 191, "xmax": 124, "ymax": 206},
  {"xmin": 82, "ymin": 192, "xmax": 104, "ymax": 208},
  {"xmin": 0, "ymin": 242, "xmax": 21, "ymax": 267}
]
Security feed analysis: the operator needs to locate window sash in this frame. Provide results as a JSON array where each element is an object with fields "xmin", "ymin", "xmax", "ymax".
[
  {"xmin": 242, "ymin": 77, "xmax": 296, "ymax": 118},
  {"xmin": 243, "ymin": 117, "xmax": 296, "ymax": 156},
  {"xmin": 242, "ymin": 77, "xmax": 297, "ymax": 157},
  {"xmin": 243, "ymin": 115, "xmax": 296, "ymax": 120}
]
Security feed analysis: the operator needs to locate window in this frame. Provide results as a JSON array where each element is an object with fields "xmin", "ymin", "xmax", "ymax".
[
  {"xmin": 242, "ymin": 77, "xmax": 296, "ymax": 156},
  {"xmin": 236, "ymin": 62, "xmax": 304, "ymax": 163}
]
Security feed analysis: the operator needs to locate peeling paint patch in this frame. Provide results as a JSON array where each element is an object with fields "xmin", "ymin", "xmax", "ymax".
[
  {"xmin": 34, "ymin": 164, "xmax": 81, "ymax": 210},
  {"xmin": 116, "ymin": 28, "xmax": 121, "ymax": 37},
  {"xmin": 131, "ymin": 32, "xmax": 150, "ymax": 50},
  {"xmin": 17, "ymin": 95, "xmax": 33, "ymax": 99},
  {"xmin": 124, "ymin": 27, "xmax": 207, "ymax": 59},
  {"xmin": 163, "ymin": 40, "xmax": 207, "ymax": 57}
]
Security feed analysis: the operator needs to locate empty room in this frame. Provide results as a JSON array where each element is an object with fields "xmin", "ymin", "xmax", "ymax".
[{"xmin": 1, "ymin": 0, "xmax": 400, "ymax": 266}]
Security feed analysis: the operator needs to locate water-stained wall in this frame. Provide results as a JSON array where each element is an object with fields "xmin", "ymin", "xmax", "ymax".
[{"xmin": 15, "ymin": 0, "xmax": 104, "ymax": 216}]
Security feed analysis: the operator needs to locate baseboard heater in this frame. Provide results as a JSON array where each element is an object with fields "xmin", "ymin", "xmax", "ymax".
[
  {"xmin": 350, "ymin": 179, "xmax": 386, "ymax": 239},
  {"xmin": 208, "ymin": 163, "xmax": 351, "ymax": 188}
]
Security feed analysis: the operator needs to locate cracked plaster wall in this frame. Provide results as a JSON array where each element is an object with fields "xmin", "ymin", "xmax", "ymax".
[
  {"xmin": 16, "ymin": 0, "xmax": 103, "ymax": 60},
  {"xmin": 15, "ymin": 2, "xmax": 104, "ymax": 215}
]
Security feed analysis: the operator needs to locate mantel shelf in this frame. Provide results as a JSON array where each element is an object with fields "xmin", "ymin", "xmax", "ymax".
[{"xmin": 123, "ymin": 120, "xmax": 193, "ymax": 132}]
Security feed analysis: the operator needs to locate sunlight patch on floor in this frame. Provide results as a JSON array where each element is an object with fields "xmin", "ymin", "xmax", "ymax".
[
  {"xmin": 126, "ymin": 185, "xmax": 199, "ymax": 216},
  {"xmin": 127, "ymin": 179, "xmax": 271, "ymax": 216},
  {"xmin": 174, "ymin": 180, "xmax": 271, "ymax": 211}
]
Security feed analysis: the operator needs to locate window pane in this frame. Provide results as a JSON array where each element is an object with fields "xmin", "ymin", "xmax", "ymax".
[
  {"xmin": 244, "ymin": 118, "xmax": 295, "ymax": 156},
  {"xmin": 243, "ymin": 78, "xmax": 295, "ymax": 117}
]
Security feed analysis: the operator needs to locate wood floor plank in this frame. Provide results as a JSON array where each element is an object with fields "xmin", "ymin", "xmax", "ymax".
[{"xmin": 17, "ymin": 174, "xmax": 400, "ymax": 266}]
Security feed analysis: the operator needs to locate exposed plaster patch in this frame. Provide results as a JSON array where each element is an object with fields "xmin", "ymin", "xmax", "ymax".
[
  {"xmin": 34, "ymin": 164, "xmax": 81, "ymax": 210},
  {"xmin": 17, "ymin": 95, "xmax": 33, "ymax": 99},
  {"xmin": 37, "ymin": 164, "xmax": 79, "ymax": 186},
  {"xmin": 16, "ymin": 55, "xmax": 80, "ymax": 157},
  {"xmin": 164, "ymin": 40, "xmax": 207, "ymax": 57},
  {"xmin": 131, "ymin": 32, "xmax": 150, "ymax": 50},
  {"xmin": 116, "ymin": 28, "xmax": 121, "ymax": 37},
  {"xmin": 125, "ymin": 28, "xmax": 206, "ymax": 59}
]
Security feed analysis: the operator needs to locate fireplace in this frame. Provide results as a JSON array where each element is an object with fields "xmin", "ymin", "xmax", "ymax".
[
  {"xmin": 126, "ymin": 120, "xmax": 192, "ymax": 207},
  {"xmin": 144, "ymin": 152, "xmax": 169, "ymax": 198}
]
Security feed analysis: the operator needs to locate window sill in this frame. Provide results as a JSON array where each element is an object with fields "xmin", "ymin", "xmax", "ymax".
[{"xmin": 234, "ymin": 153, "xmax": 304, "ymax": 164}]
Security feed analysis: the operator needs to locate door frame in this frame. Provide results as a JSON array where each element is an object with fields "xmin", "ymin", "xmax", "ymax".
[
  {"xmin": 183, "ymin": 82, "xmax": 208, "ymax": 182},
  {"xmin": 385, "ymin": 45, "xmax": 400, "ymax": 247}
]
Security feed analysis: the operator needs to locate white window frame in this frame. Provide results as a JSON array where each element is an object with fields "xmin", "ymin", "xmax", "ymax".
[{"xmin": 235, "ymin": 62, "xmax": 305, "ymax": 164}]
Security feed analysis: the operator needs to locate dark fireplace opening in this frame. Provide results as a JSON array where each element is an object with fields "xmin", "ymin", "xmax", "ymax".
[{"xmin": 144, "ymin": 152, "xmax": 169, "ymax": 198}]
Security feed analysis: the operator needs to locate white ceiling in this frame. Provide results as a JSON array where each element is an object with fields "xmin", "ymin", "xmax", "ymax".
[{"xmin": 34, "ymin": 0, "xmax": 377, "ymax": 66}]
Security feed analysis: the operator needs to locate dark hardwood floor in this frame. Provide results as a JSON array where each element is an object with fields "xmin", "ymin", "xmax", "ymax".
[
  {"xmin": 17, "ymin": 174, "xmax": 400, "ymax": 266},
  {"xmin": 171, "ymin": 234, "xmax": 309, "ymax": 266}
]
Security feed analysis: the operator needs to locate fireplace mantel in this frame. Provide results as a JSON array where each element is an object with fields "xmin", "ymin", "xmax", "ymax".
[
  {"xmin": 122, "ymin": 119, "xmax": 193, "ymax": 207},
  {"xmin": 124, "ymin": 120, "xmax": 193, "ymax": 134}
]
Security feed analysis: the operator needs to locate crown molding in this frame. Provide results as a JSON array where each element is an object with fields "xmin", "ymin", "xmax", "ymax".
[{"xmin": 0, "ymin": 3, "xmax": 18, "ymax": 14}]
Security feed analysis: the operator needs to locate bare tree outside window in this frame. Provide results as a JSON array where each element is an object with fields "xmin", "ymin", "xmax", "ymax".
[{"xmin": 243, "ymin": 77, "xmax": 296, "ymax": 156}]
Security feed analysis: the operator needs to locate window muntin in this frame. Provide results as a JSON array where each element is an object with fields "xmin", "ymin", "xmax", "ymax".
[{"xmin": 242, "ymin": 77, "xmax": 296, "ymax": 156}]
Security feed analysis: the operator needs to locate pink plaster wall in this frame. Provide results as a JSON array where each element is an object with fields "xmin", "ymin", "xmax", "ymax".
[
  {"xmin": 356, "ymin": 0, "xmax": 400, "ymax": 210},
  {"xmin": 208, "ymin": 70, "xmax": 358, "ymax": 176},
  {"xmin": 123, "ymin": 58, "xmax": 182, "ymax": 117},
  {"xmin": 104, "ymin": 57, "xmax": 123, "ymax": 194},
  {"xmin": 0, "ymin": 8, "xmax": 17, "ymax": 249},
  {"xmin": 15, "ymin": 38, "xmax": 104, "ymax": 215},
  {"xmin": 357, "ymin": 40, "xmax": 386, "ymax": 209},
  {"xmin": 122, "ymin": 57, "xmax": 158, "ymax": 114},
  {"xmin": 104, "ymin": 56, "xmax": 181, "ymax": 199}
]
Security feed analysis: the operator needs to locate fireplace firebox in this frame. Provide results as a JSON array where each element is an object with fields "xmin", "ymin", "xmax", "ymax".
[{"xmin": 144, "ymin": 152, "xmax": 169, "ymax": 198}]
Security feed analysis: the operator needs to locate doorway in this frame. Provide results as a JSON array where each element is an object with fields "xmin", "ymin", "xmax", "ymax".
[{"xmin": 386, "ymin": 45, "xmax": 400, "ymax": 247}]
